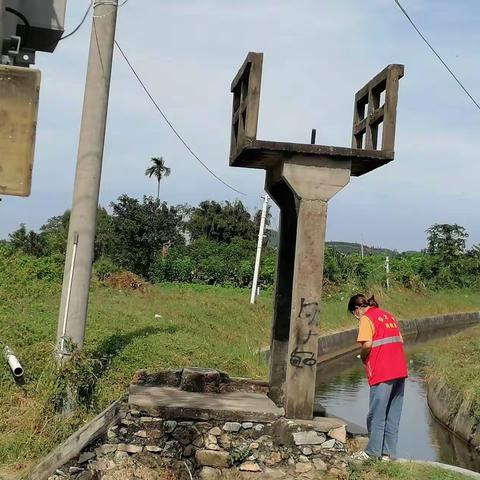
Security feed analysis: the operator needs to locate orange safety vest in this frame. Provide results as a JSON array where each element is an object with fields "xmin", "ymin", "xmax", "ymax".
[{"xmin": 363, "ymin": 307, "xmax": 408, "ymax": 386}]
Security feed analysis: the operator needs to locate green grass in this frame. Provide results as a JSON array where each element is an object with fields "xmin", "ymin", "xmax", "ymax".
[
  {"xmin": 1, "ymin": 279, "xmax": 480, "ymax": 474},
  {"xmin": 423, "ymin": 325, "xmax": 480, "ymax": 422},
  {"xmin": 348, "ymin": 460, "xmax": 474, "ymax": 479}
]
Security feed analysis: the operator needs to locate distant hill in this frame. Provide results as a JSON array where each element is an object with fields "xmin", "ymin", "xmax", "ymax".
[
  {"xmin": 267, "ymin": 230, "xmax": 408, "ymax": 256},
  {"xmin": 326, "ymin": 241, "xmax": 399, "ymax": 256}
]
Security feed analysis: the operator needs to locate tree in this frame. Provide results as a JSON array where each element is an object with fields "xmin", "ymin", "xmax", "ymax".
[
  {"xmin": 110, "ymin": 195, "xmax": 185, "ymax": 277},
  {"xmin": 39, "ymin": 208, "xmax": 114, "ymax": 260},
  {"xmin": 426, "ymin": 224, "xmax": 468, "ymax": 259},
  {"xmin": 145, "ymin": 157, "xmax": 171, "ymax": 201},
  {"xmin": 95, "ymin": 207, "xmax": 114, "ymax": 260},
  {"xmin": 187, "ymin": 200, "xmax": 256, "ymax": 243},
  {"xmin": 253, "ymin": 203, "xmax": 272, "ymax": 230},
  {"xmin": 40, "ymin": 210, "xmax": 71, "ymax": 255},
  {"xmin": 9, "ymin": 224, "xmax": 28, "ymax": 250},
  {"xmin": 9, "ymin": 224, "xmax": 46, "ymax": 256}
]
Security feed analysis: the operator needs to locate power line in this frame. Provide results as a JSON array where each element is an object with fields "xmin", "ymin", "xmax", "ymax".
[
  {"xmin": 59, "ymin": 0, "xmax": 130, "ymax": 43},
  {"xmin": 57, "ymin": 2, "xmax": 92, "ymax": 43},
  {"xmin": 12, "ymin": 1, "xmax": 92, "ymax": 50},
  {"xmin": 55, "ymin": 0, "xmax": 249, "ymax": 197},
  {"xmin": 114, "ymin": 39, "xmax": 247, "ymax": 196},
  {"xmin": 393, "ymin": 0, "xmax": 480, "ymax": 112}
]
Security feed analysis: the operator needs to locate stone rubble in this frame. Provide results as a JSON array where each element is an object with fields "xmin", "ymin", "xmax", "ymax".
[
  {"xmin": 222, "ymin": 422, "xmax": 242, "ymax": 433},
  {"xmin": 48, "ymin": 405, "xmax": 366, "ymax": 479},
  {"xmin": 46, "ymin": 369, "xmax": 368, "ymax": 479}
]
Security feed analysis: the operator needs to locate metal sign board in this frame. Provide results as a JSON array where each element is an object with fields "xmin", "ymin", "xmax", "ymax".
[{"xmin": 0, "ymin": 65, "xmax": 41, "ymax": 197}]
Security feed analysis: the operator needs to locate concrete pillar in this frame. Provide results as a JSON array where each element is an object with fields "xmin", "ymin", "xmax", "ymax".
[
  {"xmin": 267, "ymin": 178, "xmax": 297, "ymax": 406},
  {"xmin": 271, "ymin": 156, "xmax": 351, "ymax": 419}
]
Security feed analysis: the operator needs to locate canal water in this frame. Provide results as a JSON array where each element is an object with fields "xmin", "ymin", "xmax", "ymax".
[{"xmin": 315, "ymin": 327, "xmax": 480, "ymax": 472}]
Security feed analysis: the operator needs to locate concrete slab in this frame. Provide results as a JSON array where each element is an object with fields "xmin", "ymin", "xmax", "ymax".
[
  {"xmin": 128, "ymin": 385, "xmax": 285, "ymax": 423},
  {"xmin": 231, "ymin": 140, "xmax": 393, "ymax": 176}
]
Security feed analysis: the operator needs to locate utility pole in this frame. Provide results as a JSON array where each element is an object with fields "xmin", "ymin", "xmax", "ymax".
[
  {"xmin": 385, "ymin": 255, "xmax": 390, "ymax": 289},
  {"xmin": 56, "ymin": 0, "xmax": 118, "ymax": 358},
  {"xmin": 250, "ymin": 194, "xmax": 269, "ymax": 304},
  {"xmin": 360, "ymin": 237, "xmax": 364, "ymax": 259}
]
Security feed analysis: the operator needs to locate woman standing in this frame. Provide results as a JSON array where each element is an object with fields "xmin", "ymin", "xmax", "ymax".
[{"xmin": 348, "ymin": 294, "xmax": 408, "ymax": 460}]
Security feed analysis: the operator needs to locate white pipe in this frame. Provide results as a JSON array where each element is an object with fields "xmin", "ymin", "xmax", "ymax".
[
  {"xmin": 59, "ymin": 232, "xmax": 79, "ymax": 356},
  {"xmin": 4, "ymin": 346, "xmax": 24, "ymax": 378},
  {"xmin": 386, "ymin": 255, "xmax": 390, "ymax": 290},
  {"xmin": 250, "ymin": 194, "xmax": 269, "ymax": 304}
]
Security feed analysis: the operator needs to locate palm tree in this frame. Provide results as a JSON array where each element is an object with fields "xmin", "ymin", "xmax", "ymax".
[{"xmin": 145, "ymin": 157, "xmax": 171, "ymax": 201}]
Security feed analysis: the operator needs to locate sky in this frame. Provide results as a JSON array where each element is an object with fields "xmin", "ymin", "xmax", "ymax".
[{"xmin": 1, "ymin": 0, "xmax": 480, "ymax": 251}]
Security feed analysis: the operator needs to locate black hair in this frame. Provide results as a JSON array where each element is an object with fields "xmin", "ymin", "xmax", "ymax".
[{"xmin": 347, "ymin": 294, "xmax": 379, "ymax": 313}]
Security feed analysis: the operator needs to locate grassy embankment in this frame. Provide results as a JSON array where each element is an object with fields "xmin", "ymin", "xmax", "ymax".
[
  {"xmin": 1, "ymin": 276, "xmax": 480, "ymax": 475},
  {"xmin": 423, "ymin": 324, "xmax": 480, "ymax": 423},
  {"xmin": 348, "ymin": 460, "xmax": 475, "ymax": 479}
]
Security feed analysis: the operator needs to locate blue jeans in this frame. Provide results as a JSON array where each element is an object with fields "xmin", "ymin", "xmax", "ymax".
[{"xmin": 366, "ymin": 378, "xmax": 405, "ymax": 458}]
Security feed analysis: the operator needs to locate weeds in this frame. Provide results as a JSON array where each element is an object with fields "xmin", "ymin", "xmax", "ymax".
[
  {"xmin": 51, "ymin": 339, "xmax": 109, "ymax": 412},
  {"xmin": 229, "ymin": 446, "xmax": 251, "ymax": 465}
]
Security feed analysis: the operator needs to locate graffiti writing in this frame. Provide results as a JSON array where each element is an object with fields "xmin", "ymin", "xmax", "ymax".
[
  {"xmin": 302, "ymin": 330, "xmax": 312, "ymax": 344},
  {"xmin": 289, "ymin": 348, "xmax": 317, "ymax": 368},
  {"xmin": 301, "ymin": 329, "xmax": 318, "ymax": 344},
  {"xmin": 298, "ymin": 298, "xmax": 319, "ymax": 326}
]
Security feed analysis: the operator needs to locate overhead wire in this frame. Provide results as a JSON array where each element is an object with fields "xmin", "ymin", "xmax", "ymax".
[
  {"xmin": 58, "ymin": 0, "xmax": 129, "ymax": 42},
  {"xmin": 56, "ymin": 2, "xmax": 92, "ymax": 43},
  {"xmin": 55, "ymin": 0, "xmax": 250, "ymax": 197},
  {"xmin": 393, "ymin": 0, "xmax": 480, "ymax": 112},
  {"xmin": 114, "ymin": 39, "xmax": 247, "ymax": 196},
  {"xmin": 5, "ymin": 7, "xmax": 31, "ymax": 45}
]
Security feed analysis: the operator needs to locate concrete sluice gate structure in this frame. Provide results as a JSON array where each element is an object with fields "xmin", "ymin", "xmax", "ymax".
[{"xmin": 229, "ymin": 52, "xmax": 403, "ymax": 419}]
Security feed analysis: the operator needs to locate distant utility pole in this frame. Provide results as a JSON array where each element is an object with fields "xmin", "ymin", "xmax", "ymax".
[
  {"xmin": 250, "ymin": 194, "xmax": 269, "ymax": 304},
  {"xmin": 56, "ymin": 0, "xmax": 118, "ymax": 359},
  {"xmin": 385, "ymin": 255, "xmax": 390, "ymax": 289},
  {"xmin": 360, "ymin": 237, "xmax": 364, "ymax": 259}
]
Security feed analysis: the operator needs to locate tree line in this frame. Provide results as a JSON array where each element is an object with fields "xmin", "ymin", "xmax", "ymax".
[
  {"xmin": 2, "ymin": 154, "xmax": 479, "ymax": 291},
  {"xmin": 3, "ymin": 198, "xmax": 480, "ymax": 292},
  {"xmin": 2, "ymin": 195, "xmax": 276, "ymax": 287}
]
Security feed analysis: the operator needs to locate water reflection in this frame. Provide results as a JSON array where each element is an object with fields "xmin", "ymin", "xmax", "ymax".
[{"xmin": 315, "ymin": 328, "xmax": 480, "ymax": 472}]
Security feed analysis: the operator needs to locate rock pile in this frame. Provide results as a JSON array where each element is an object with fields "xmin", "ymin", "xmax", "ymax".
[
  {"xmin": 45, "ymin": 369, "xmax": 368, "ymax": 479},
  {"xmin": 48, "ymin": 407, "xmax": 365, "ymax": 479}
]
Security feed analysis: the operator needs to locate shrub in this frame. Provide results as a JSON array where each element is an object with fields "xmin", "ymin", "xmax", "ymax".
[
  {"xmin": 151, "ymin": 238, "xmax": 276, "ymax": 288},
  {"xmin": 0, "ymin": 246, "xmax": 64, "ymax": 287},
  {"xmin": 94, "ymin": 257, "xmax": 120, "ymax": 281}
]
